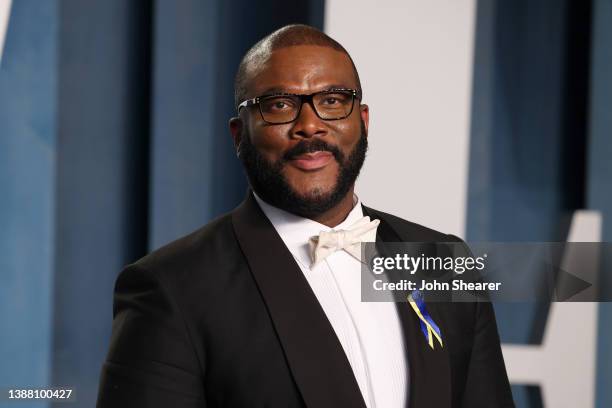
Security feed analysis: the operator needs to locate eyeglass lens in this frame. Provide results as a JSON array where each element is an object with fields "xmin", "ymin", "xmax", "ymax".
[{"xmin": 259, "ymin": 90, "xmax": 355, "ymax": 124}]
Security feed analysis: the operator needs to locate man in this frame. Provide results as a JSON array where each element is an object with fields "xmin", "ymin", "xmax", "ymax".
[{"xmin": 97, "ymin": 25, "xmax": 514, "ymax": 407}]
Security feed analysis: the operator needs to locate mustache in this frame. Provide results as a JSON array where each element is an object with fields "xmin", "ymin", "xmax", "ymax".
[{"xmin": 282, "ymin": 139, "xmax": 343, "ymax": 162}]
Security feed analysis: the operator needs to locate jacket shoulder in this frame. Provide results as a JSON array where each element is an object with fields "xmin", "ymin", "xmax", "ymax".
[
  {"xmin": 363, "ymin": 205, "xmax": 462, "ymax": 243},
  {"xmin": 130, "ymin": 212, "xmax": 239, "ymax": 278}
]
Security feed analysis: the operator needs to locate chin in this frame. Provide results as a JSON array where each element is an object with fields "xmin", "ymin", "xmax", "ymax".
[
  {"xmin": 285, "ymin": 172, "xmax": 339, "ymax": 197},
  {"xmin": 291, "ymin": 184, "xmax": 336, "ymax": 201}
]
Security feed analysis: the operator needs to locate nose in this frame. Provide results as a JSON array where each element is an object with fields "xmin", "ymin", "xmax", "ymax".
[{"xmin": 290, "ymin": 100, "xmax": 327, "ymax": 139}]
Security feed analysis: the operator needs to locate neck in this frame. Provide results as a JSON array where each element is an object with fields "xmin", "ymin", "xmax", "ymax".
[{"xmin": 308, "ymin": 188, "xmax": 356, "ymax": 228}]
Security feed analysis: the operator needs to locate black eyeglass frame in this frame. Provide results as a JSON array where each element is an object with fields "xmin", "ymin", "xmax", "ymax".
[{"xmin": 237, "ymin": 88, "xmax": 362, "ymax": 125}]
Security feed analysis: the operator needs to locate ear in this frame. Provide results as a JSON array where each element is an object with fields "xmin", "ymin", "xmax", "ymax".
[
  {"xmin": 229, "ymin": 116, "xmax": 243, "ymax": 153},
  {"xmin": 360, "ymin": 104, "xmax": 370, "ymax": 136}
]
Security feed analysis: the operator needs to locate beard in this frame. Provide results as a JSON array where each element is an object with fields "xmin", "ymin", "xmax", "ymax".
[{"xmin": 238, "ymin": 120, "xmax": 368, "ymax": 219}]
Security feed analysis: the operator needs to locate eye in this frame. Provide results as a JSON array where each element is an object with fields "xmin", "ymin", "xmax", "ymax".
[
  {"xmin": 261, "ymin": 96, "xmax": 297, "ymax": 112},
  {"xmin": 319, "ymin": 92, "xmax": 350, "ymax": 106},
  {"xmin": 273, "ymin": 101, "xmax": 288, "ymax": 109}
]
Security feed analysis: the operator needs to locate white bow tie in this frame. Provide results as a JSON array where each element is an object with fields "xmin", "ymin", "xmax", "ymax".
[{"xmin": 308, "ymin": 216, "xmax": 380, "ymax": 268}]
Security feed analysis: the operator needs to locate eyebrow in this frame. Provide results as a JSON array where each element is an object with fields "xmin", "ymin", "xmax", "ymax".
[{"xmin": 258, "ymin": 84, "xmax": 356, "ymax": 96}]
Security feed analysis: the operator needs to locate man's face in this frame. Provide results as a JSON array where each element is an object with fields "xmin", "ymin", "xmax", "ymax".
[{"xmin": 232, "ymin": 45, "xmax": 369, "ymax": 217}]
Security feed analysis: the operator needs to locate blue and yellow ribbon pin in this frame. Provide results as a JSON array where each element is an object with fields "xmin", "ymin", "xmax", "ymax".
[{"xmin": 408, "ymin": 290, "xmax": 443, "ymax": 349}]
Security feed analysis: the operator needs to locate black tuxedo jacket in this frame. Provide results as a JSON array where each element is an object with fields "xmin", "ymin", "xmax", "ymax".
[{"xmin": 97, "ymin": 193, "xmax": 514, "ymax": 407}]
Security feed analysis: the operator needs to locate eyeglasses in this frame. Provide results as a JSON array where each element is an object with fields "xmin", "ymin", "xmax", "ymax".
[{"xmin": 237, "ymin": 88, "xmax": 361, "ymax": 125}]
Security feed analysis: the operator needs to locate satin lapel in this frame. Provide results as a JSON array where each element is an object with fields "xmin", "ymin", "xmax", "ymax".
[
  {"xmin": 232, "ymin": 194, "xmax": 367, "ymax": 408},
  {"xmin": 363, "ymin": 205, "xmax": 452, "ymax": 408}
]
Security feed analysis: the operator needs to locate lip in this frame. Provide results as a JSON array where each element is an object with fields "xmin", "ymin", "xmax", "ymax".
[{"xmin": 289, "ymin": 151, "xmax": 334, "ymax": 171}]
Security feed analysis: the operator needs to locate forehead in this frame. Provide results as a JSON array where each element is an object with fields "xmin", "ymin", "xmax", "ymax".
[{"xmin": 246, "ymin": 45, "xmax": 358, "ymax": 96}]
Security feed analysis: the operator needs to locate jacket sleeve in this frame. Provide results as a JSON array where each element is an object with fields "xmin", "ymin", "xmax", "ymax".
[
  {"xmin": 461, "ymin": 301, "xmax": 515, "ymax": 407},
  {"xmin": 444, "ymin": 234, "xmax": 514, "ymax": 407},
  {"xmin": 96, "ymin": 264, "xmax": 206, "ymax": 407}
]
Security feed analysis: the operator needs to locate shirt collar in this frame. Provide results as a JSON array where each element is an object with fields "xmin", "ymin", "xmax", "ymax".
[{"xmin": 253, "ymin": 192, "xmax": 365, "ymax": 269}]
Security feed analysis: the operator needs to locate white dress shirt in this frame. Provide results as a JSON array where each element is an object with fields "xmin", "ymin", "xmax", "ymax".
[{"xmin": 254, "ymin": 194, "xmax": 408, "ymax": 408}]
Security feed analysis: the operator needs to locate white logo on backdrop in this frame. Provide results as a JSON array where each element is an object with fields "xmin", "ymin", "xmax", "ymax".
[
  {"xmin": 0, "ymin": 0, "xmax": 12, "ymax": 65},
  {"xmin": 502, "ymin": 210, "xmax": 601, "ymax": 407}
]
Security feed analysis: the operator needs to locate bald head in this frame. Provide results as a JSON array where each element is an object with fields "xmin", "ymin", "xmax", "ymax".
[{"xmin": 234, "ymin": 24, "xmax": 362, "ymax": 108}]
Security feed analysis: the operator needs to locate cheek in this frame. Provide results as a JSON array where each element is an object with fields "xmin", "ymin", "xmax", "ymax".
[
  {"xmin": 249, "ymin": 125, "xmax": 290, "ymax": 160},
  {"xmin": 329, "ymin": 120, "xmax": 362, "ymax": 153}
]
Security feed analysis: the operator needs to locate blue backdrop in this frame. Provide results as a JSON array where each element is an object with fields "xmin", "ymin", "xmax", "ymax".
[{"xmin": 1, "ymin": 0, "xmax": 610, "ymax": 407}]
